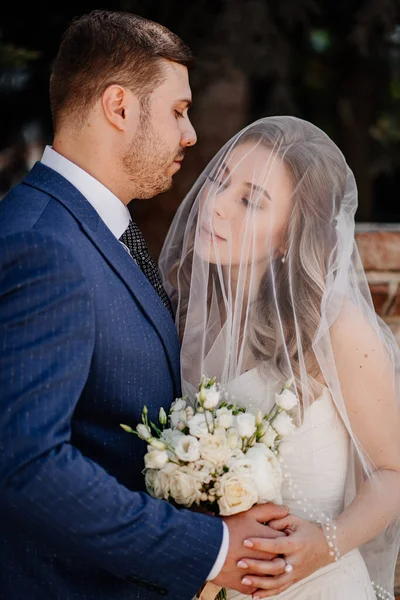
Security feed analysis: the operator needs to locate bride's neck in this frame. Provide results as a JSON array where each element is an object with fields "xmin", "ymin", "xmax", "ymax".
[{"xmin": 223, "ymin": 261, "xmax": 267, "ymax": 306}]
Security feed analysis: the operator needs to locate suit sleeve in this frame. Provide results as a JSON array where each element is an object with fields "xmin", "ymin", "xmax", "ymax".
[{"xmin": 0, "ymin": 231, "xmax": 223, "ymax": 599}]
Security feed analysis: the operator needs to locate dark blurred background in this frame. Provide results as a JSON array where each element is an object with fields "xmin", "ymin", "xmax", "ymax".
[{"xmin": 1, "ymin": 0, "xmax": 400, "ymax": 256}]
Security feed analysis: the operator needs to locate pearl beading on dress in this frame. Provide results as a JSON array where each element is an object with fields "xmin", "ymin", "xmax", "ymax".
[{"xmin": 277, "ymin": 450, "xmax": 395, "ymax": 600}]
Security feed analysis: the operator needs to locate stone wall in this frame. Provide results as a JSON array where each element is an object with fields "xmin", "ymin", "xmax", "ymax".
[{"xmin": 355, "ymin": 224, "xmax": 400, "ymax": 343}]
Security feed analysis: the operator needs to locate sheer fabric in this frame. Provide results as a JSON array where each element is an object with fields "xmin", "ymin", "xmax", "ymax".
[{"xmin": 160, "ymin": 116, "xmax": 400, "ymax": 598}]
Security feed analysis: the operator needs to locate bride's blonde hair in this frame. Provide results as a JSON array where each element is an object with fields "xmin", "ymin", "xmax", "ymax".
[{"xmin": 170, "ymin": 119, "xmax": 347, "ymax": 396}]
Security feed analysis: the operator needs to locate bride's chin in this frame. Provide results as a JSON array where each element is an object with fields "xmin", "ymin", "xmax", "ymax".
[{"xmin": 194, "ymin": 244, "xmax": 219, "ymax": 265}]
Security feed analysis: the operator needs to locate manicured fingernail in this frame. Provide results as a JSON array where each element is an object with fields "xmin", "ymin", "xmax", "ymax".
[
  {"xmin": 253, "ymin": 596, "xmax": 261, "ymax": 600},
  {"xmin": 237, "ymin": 560, "xmax": 248, "ymax": 569},
  {"xmin": 244, "ymin": 539, "xmax": 254, "ymax": 548},
  {"xmin": 242, "ymin": 577, "xmax": 252, "ymax": 586}
]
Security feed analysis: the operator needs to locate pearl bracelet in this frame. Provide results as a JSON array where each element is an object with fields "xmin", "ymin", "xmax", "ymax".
[{"xmin": 320, "ymin": 516, "xmax": 341, "ymax": 561}]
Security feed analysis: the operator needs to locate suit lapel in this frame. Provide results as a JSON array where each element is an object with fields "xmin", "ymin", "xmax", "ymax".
[{"xmin": 24, "ymin": 163, "xmax": 181, "ymax": 394}]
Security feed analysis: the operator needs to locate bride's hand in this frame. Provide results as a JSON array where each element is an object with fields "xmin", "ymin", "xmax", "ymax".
[{"xmin": 237, "ymin": 514, "xmax": 334, "ymax": 599}]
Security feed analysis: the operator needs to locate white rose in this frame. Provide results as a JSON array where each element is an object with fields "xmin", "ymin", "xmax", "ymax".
[
  {"xmin": 170, "ymin": 398, "xmax": 187, "ymax": 412},
  {"xmin": 169, "ymin": 410, "xmax": 187, "ymax": 429},
  {"xmin": 245, "ymin": 444, "xmax": 283, "ymax": 504},
  {"xmin": 168, "ymin": 467, "xmax": 202, "ymax": 507},
  {"xmin": 174, "ymin": 435, "xmax": 201, "ymax": 462},
  {"xmin": 136, "ymin": 424, "xmax": 152, "ymax": 441},
  {"xmin": 145, "ymin": 467, "xmax": 175, "ymax": 500},
  {"xmin": 216, "ymin": 407, "xmax": 234, "ymax": 429},
  {"xmin": 215, "ymin": 472, "xmax": 258, "ymax": 516},
  {"xmin": 275, "ymin": 389, "xmax": 299, "ymax": 411},
  {"xmin": 146, "ymin": 462, "xmax": 181, "ymax": 500},
  {"xmin": 273, "ymin": 412, "xmax": 296, "ymax": 436},
  {"xmin": 196, "ymin": 385, "xmax": 221, "ymax": 410},
  {"xmin": 236, "ymin": 413, "xmax": 256, "ymax": 439},
  {"xmin": 188, "ymin": 412, "xmax": 211, "ymax": 437},
  {"xmin": 227, "ymin": 427, "xmax": 239, "ymax": 449},
  {"xmin": 199, "ymin": 429, "xmax": 230, "ymax": 466},
  {"xmin": 144, "ymin": 449, "xmax": 169, "ymax": 470},
  {"xmin": 259, "ymin": 422, "xmax": 278, "ymax": 448},
  {"xmin": 161, "ymin": 427, "xmax": 184, "ymax": 446}
]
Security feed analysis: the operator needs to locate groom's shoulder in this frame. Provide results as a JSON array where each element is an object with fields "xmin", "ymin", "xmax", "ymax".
[{"xmin": 0, "ymin": 167, "xmax": 75, "ymax": 239}]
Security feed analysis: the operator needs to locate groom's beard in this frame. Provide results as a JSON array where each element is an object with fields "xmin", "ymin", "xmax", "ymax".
[{"xmin": 123, "ymin": 114, "xmax": 181, "ymax": 200}]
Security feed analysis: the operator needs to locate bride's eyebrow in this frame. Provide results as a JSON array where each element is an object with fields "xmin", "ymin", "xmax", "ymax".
[{"xmin": 244, "ymin": 182, "xmax": 271, "ymax": 201}]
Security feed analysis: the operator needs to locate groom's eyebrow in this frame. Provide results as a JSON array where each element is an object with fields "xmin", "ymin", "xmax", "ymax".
[{"xmin": 245, "ymin": 182, "xmax": 271, "ymax": 201}]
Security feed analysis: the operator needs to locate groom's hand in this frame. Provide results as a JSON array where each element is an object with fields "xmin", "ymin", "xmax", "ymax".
[{"xmin": 211, "ymin": 503, "xmax": 289, "ymax": 594}]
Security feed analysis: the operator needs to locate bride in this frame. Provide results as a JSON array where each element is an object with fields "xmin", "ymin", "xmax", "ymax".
[{"xmin": 159, "ymin": 116, "xmax": 400, "ymax": 600}]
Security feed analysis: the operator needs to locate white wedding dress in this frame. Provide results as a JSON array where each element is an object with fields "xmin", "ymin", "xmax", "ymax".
[{"xmin": 223, "ymin": 368, "xmax": 376, "ymax": 600}]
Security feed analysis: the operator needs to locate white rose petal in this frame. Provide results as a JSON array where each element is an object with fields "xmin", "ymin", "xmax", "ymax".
[
  {"xmin": 259, "ymin": 422, "xmax": 278, "ymax": 448},
  {"xmin": 275, "ymin": 389, "xmax": 299, "ymax": 411},
  {"xmin": 161, "ymin": 428, "xmax": 184, "ymax": 447},
  {"xmin": 170, "ymin": 398, "xmax": 187, "ymax": 412},
  {"xmin": 170, "ymin": 410, "xmax": 187, "ymax": 429},
  {"xmin": 188, "ymin": 412, "xmax": 211, "ymax": 437},
  {"xmin": 168, "ymin": 467, "xmax": 202, "ymax": 507},
  {"xmin": 199, "ymin": 429, "xmax": 230, "ymax": 467},
  {"xmin": 227, "ymin": 428, "xmax": 239, "ymax": 449},
  {"xmin": 145, "ymin": 462, "xmax": 179, "ymax": 500},
  {"xmin": 203, "ymin": 388, "xmax": 221, "ymax": 410},
  {"xmin": 236, "ymin": 413, "xmax": 256, "ymax": 439},
  {"xmin": 273, "ymin": 412, "xmax": 296, "ymax": 436},
  {"xmin": 144, "ymin": 449, "xmax": 169, "ymax": 470},
  {"xmin": 245, "ymin": 444, "xmax": 283, "ymax": 504},
  {"xmin": 174, "ymin": 435, "xmax": 201, "ymax": 462},
  {"xmin": 215, "ymin": 472, "xmax": 258, "ymax": 516},
  {"xmin": 216, "ymin": 407, "xmax": 234, "ymax": 429},
  {"xmin": 136, "ymin": 424, "xmax": 152, "ymax": 441}
]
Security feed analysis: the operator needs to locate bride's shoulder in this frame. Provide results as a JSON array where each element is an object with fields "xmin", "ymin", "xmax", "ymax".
[{"xmin": 330, "ymin": 302, "xmax": 389, "ymax": 371}]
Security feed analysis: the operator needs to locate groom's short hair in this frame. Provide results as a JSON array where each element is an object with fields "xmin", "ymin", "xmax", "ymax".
[{"xmin": 50, "ymin": 10, "xmax": 194, "ymax": 131}]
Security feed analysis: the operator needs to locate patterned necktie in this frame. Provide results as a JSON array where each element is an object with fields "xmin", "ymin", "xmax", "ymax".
[{"xmin": 120, "ymin": 220, "xmax": 173, "ymax": 318}]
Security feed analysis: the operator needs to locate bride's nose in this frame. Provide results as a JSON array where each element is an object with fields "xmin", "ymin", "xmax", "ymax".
[{"xmin": 211, "ymin": 188, "xmax": 232, "ymax": 219}]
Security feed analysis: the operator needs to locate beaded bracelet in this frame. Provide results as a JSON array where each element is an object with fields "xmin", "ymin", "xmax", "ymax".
[{"xmin": 320, "ymin": 515, "xmax": 341, "ymax": 561}]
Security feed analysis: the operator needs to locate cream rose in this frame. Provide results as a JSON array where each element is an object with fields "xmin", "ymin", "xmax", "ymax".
[
  {"xmin": 216, "ymin": 472, "xmax": 258, "ymax": 516},
  {"xmin": 199, "ymin": 429, "xmax": 230, "ymax": 466},
  {"xmin": 168, "ymin": 467, "xmax": 202, "ymax": 507},
  {"xmin": 216, "ymin": 407, "xmax": 234, "ymax": 429},
  {"xmin": 144, "ymin": 449, "xmax": 169, "ymax": 470}
]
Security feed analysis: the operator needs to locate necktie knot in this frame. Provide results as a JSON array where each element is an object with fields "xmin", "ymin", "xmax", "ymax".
[{"xmin": 120, "ymin": 220, "xmax": 173, "ymax": 318}]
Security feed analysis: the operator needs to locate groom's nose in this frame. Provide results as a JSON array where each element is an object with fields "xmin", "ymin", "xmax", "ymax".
[{"xmin": 180, "ymin": 117, "xmax": 197, "ymax": 148}]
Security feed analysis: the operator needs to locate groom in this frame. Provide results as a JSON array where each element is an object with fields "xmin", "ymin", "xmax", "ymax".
[{"xmin": 0, "ymin": 10, "xmax": 288, "ymax": 600}]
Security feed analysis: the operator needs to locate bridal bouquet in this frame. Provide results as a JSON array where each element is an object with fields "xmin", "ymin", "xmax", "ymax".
[{"xmin": 121, "ymin": 377, "xmax": 298, "ymax": 599}]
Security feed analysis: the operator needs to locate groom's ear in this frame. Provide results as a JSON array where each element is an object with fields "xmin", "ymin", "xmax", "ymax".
[{"xmin": 101, "ymin": 85, "xmax": 140, "ymax": 132}]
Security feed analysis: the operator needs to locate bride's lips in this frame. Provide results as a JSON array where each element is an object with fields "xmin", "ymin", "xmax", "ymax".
[{"xmin": 200, "ymin": 224, "xmax": 227, "ymax": 242}]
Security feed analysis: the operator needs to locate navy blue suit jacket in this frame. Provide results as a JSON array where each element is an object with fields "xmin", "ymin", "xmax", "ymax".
[{"xmin": 0, "ymin": 163, "xmax": 223, "ymax": 600}]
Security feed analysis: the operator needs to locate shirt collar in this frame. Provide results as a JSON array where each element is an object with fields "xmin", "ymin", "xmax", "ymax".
[{"xmin": 41, "ymin": 146, "xmax": 130, "ymax": 239}]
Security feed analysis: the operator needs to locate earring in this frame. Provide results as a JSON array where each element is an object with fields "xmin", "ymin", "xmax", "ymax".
[{"xmin": 281, "ymin": 250, "xmax": 287, "ymax": 264}]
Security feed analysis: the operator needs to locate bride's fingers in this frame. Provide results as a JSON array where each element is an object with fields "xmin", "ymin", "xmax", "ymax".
[
  {"xmin": 241, "ymin": 572, "xmax": 292, "ymax": 592},
  {"xmin": 244, "ymin": 535, "xmax": 294, "ymax": 555},
  {"xmin": 237, "ymin": 556, "xmax": 287, "ymax": 576},
  {"xmin": 268, "ymin": 515, "xmax": 297, "ymax": 531},
  {"xmin": 250, "ymin": 502, "xmax": 290, "ymax": 524},
  {"xmin": 253, "ymin": 581, "xmax": 293, "ymax": 599}
]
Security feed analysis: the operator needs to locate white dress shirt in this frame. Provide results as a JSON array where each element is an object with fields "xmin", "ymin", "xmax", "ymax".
[{"xmin": 40, "ymin": 146, "xmax": 229, "ymax": 581}]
